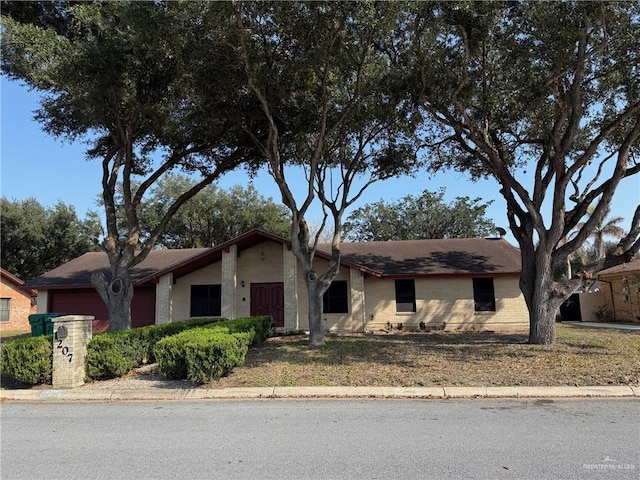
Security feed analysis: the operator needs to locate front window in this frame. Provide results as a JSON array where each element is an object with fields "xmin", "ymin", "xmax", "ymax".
[
  {"xmin": 190, "ymin": 285, "xmax": 222, "ymax": 317},
  {"xmin": 473, "ymin": 278, "xmax": 496, "ymax": 312},
  {"xmin": 0, "ymin": 298, "xmax": 10, "ymax": 322},
  {"xmin": 395, "ymin": 279, "xmax": 416, "ymax": 313},
  {"xmin": 323, "ymin": 281, "xmax": 349, "ymax": 314}
]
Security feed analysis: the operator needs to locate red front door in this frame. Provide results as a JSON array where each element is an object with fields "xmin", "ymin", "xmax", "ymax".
[{"xmin": 250, "ymin": 283, "xmax": 284, "ymax": 328}]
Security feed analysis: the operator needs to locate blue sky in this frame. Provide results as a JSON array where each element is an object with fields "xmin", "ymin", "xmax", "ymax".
[{"xmin": 2, "ymin": 76, "xmax": 638, "ymax": 245}]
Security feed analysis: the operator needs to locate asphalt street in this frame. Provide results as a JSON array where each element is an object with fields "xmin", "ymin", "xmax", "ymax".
[{"xmin": 2, "ymin": 398, "xmax": 638, "ymax": 480}]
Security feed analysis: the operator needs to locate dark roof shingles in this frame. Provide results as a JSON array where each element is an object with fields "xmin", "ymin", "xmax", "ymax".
[
  {"xmin": 332, "ymin": 238, "xmax": 521, "ymax": 276},
  {"xmin": 25, "ymin": 249, "xmax": 209, "ymax": 289},
  {"xmin": 26, "ymin": 233, "xmax": 521, "ymax": 289}
]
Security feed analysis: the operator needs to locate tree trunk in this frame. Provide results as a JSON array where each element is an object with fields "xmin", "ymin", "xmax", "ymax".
[
  {"xmin": 306, "ymin": 275, "xmax": 325, "ymax": 346},
  {"xmin": 527, "ymin": 290, "xmax": 558, "ymax": 345},
  {"xmin": 92, "ymin": 270, "xmax": 134, "ymax": 331},
  {"xmin": 519, "ymin": 255, "xmax": 564, "ymax": 345}
]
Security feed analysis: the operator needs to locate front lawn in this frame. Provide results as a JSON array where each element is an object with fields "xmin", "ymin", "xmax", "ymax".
[{"xmin": 212, "ymin": 324, "xmax": 640, "ymax": 388}]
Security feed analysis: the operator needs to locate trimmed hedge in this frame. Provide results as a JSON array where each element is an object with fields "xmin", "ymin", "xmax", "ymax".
[
  {"xmin": 86, "ymin": 317, "xmax": 226, "ymax": 381},
  {"xmin": 87, "ymin": 316, "xmax": 272, "ymax": 382},
  {"xmin": 154, "ymin": 329, "xmax": 254, "ymax": 384},
  {"xmin": 0, "ymin": 316, "xmax": 273, "ymax": 385},
  {"xmin": 86, "ymin": 332, "xmax": 140, "ymax": 380},
  {"xmin": 206, "ymin": 315, "xmax": 273, "ymax": 343},
  {"xmin": 0, "ymin": 335, "xmax": 52, "ymax": 385}
]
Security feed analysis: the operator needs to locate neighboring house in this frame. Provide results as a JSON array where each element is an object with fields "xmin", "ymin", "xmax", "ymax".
[
  {"xmin": 579, "ymin": 259, "xmax": 640, "ymax": 323},
  {"xmin": 24, "ymin": 230, "xmax": 529, "ymax": 333},
  {"xmin": 0, "ymin": 268, "xmax": 37, "ymax": 332}
]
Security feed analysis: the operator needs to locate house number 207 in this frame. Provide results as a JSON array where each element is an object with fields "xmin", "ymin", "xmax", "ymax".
[{"xmin": 54, "ymin": 330, "xmax": 73, "ymax": 363}]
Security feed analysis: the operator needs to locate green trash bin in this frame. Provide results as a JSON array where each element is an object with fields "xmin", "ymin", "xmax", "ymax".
[
  {"xmin": 28, "ymin": 314, "xmax": 45, "ymax": 337},
  {"xmin": 28, "ymin": 313, "xmax": 66, "ymax": 337},
  {"xmin": 43, "ymin": 313, "xmax": 66, "ymax": 336}
]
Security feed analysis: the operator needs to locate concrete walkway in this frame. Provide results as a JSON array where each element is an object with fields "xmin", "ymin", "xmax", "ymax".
[
  {"xmin": 2, "ymin": 384, "xmax": 637, "ymax": 403},
  {"xmin": 562, "ymin": 321, "xmax": 640, "ymax": 331},
  {"xmin": 3, "ymin": 322, "xmax": 638, "ymax": 403}
]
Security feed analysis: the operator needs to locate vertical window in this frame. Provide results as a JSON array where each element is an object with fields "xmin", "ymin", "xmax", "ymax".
[
  {"xmin": 395, "ymin": 279, "xmax": 416, "ymax": 313},
  {"xmin": 323, "ymin": 281, "xmax": 348, "ymax": 314},
  {"xmin": 0, "ymin": 298, "xmax": 10, "ymax": 322},
  {"xmin": 190, "ymin": 285, "xmax": 222, "ymax": 317},
  {"xmin": 473, "ymin": 278, "xmax": 496, "ymax": 312}
]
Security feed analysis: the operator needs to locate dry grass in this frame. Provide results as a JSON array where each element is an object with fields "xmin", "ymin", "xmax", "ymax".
[{"xmin": 212, "ymin": 324, "xmax": 640, "ymax": 388}]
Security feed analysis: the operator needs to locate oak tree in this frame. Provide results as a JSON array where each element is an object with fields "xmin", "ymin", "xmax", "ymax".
[
  {"xmin": 344, "ymin": 189, "xmax": 497, "ymax": 241},
  {"xmin": 2, "ymin": 2, "xmax": 255, "ymax": 329},
  {"xmin": 133, "ymin": 175, "xmax": 291, "ymax": 248},
  {"xmin": 0, "ymin": 197, "xmax": 101, "ymax": 280},
  {"xmin": 400, "ymin": 1, "xmax": 640, "ymax": 343},
  {"xmin": 233, "ymin": 1, "xmax": 421, "ymax": 345}
]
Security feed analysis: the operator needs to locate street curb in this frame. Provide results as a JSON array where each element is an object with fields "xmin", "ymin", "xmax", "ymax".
[{"xmin": 1, "ymin": 385, "xmax": 637, "ymax": 402}]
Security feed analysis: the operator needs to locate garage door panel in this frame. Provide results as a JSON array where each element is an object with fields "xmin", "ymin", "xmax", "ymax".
[{"xmin": 50, "ymin": 287, "xmax": 155, "ymax": 329}]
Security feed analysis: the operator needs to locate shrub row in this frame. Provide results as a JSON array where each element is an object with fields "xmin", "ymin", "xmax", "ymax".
[
  {"xmin": 154, "ymin": 316, "xmax": 273, "ymax": 384},
  {"xmin": 86, "ymin": 317, "xmax": 228, "ymax": 381},
  {"xmin": 0, "ymin": 335, "xmax": 52, "ymax": 385},
  {"xmin": 0, "ymin": 316, "xmax": 273, "ymax": 385},
  {"xmin": 205, "ymin": 315, "xmax": 273, "ymax": 343}
]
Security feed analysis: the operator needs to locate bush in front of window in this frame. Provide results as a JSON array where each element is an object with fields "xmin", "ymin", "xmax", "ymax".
[
  {"xmin": 207, "ymin": 315, "xmax": 273, "ymax": 343},
  {"xmin": 0, "ymin": 335, "xmax": 52, "ymax": 385}
]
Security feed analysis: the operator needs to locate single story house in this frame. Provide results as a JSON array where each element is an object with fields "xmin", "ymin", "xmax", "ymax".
[
  {"xmin": 24, "ymin": 229, "xmax": 529, "ymax": 333},
  {"xmin": 579, "ymin": 259, "xmax": 640, "ymax": 323},
  {"xmin": 0, "ymin": 268, "xmax": 37, "ymax": 332}
]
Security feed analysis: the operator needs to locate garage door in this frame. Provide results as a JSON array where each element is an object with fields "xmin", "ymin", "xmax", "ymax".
[{"xmin": 49, "ymin": 287, "xmax": 156, "ymax": 328}]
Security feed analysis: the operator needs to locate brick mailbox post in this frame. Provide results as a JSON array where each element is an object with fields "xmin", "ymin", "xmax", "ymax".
[{"xmin": 52, "ymin": 315, "xmax": 94, "ymax": 389}]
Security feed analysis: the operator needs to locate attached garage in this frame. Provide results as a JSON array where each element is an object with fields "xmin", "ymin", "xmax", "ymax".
[{"xmin": 49, "ymin": 287, "xmax": 156, "ymax": 329}]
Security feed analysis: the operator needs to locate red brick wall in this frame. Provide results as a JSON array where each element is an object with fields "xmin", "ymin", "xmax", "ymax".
[{"xmin": 0, "ymin": 279, "xmax": 36, "ymax": 332}]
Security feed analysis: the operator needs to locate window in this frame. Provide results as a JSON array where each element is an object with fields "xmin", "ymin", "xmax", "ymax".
[
  {"xmin": 190, "ymin": 285, "xmax": 222, "ymax": 317},
  {"xmin": 0, "ymin": 298, "xmax": 10, "ymax": 322},
  {"xmin": 323, "ymin": 281, "xmax": 348, "ymax": 314},
  {"xmin": 395, "ymin": 279, "xmax": 416, "ymax": 313},
  {"xmin": 473, "ymin": 278, "xmax": 496, "ymax": 312}
]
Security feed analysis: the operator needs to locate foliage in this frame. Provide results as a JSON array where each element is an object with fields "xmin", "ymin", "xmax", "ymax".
[
  {"xmin": 1, "ymin": 1, "xmax": 259, "ymax": 330},
  {"xmin": 130, "ymin": 175, "xmax": 291, "ymax": 248},
  {"xmin": 397, "ymin": 1, "xmax": 640, "ymax": 344},
  {"xmin": 576, "ymin": 207, "xmax": 627, "ymax": 262},
  {"xmin": 85, "ymin": 317, "xmax": 271, "ymax": 381},
  {"xmin": 154, "ymin": 329, "xmax": 253, "ymax": 384},
  {"xmin": 344, "ymin": 189, "xmax": 496, "ymax": 241},
  {"xmin": 86, "ymin": 317, "xmax": 225, "ymax": 380},
  {"xmin": 85, "ymin": 333, "xmax": 138, "ymax": 380},
  {"xmin": 0, "ymin": 335, "xmax": 52, "ymax": 385},
  {"xmin": 233, "ymin": 1, "xmax": 422, "ymax": 346},
  {"xmin": 210, "ymin": 316, "xmax": 274, "ymax": 344},
  {"xmin": 0, "ymin": 197, "xmax": 101, "ymax": 280}
]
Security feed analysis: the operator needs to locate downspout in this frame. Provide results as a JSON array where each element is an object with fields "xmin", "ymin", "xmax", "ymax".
[{"xmin": 598, "ymin": 278, "xmax": 616, "ymax": 323}]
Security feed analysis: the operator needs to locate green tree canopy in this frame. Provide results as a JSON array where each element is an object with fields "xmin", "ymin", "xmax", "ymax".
[
  {"xmin": 1, "ymin": 1, "xmax": 258, "ymax": 329},
  {"xmin": 344, "ymin": 189, "xmax": 496, "ymax": 242},
  {"xmin": 1, "ymin": 197, "xmax": 101, "ymax": 280},
  {"xmin": 233, "ymin": 1, "xmax": 422, "ymax": 345},
  {"xmin": 133, "ymin": 175, "xmax": 291, "ymax": 248},
  {"xmin": 398, "ymin": 1, "xmax": 640, "ymax": 344}
]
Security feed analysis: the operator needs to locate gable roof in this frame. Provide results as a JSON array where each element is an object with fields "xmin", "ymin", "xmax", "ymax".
[
  {"xmin": 24, "ymin": 249, "xmax": 209, "ymax": 290},
  {"xmin": 1, "ymin": 268, "xmax": 37, "ymax": 296},
  {"xmin": 597, "ymin": 259, "xmax": 640, "ymax": 278},
  {"xmin": 24, "ymin": 230, "xmax": 521, "ymax": 290}
]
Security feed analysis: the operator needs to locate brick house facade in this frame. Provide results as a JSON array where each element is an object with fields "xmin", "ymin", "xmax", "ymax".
[
  {"xmin": 0, "ymin": 268, "xmax": 37, "ymax": 332},
  {"xmin": 26, "ymin": 230, "xmax": 529, "ymax": 333},
  {"xmin": 579, "ymin": 259, "xmax": 640, "ymax": 323}
]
